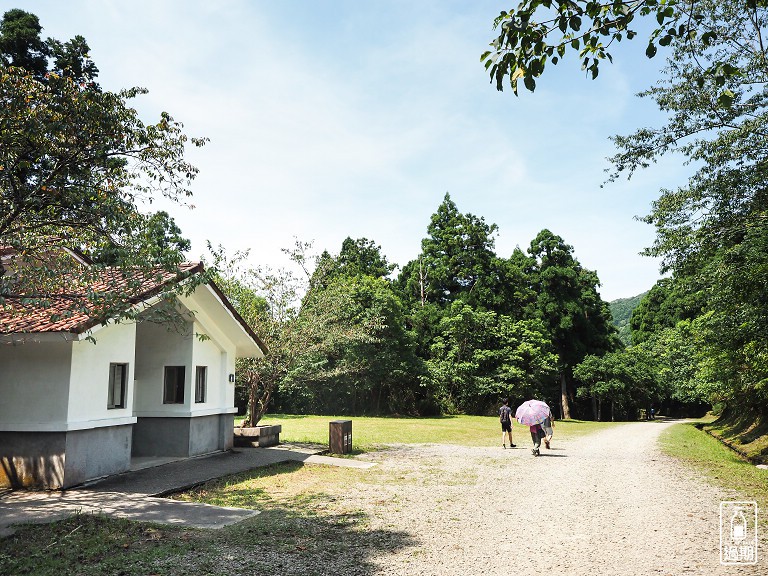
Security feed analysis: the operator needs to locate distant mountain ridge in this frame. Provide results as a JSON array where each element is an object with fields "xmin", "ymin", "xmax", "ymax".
[{"xmin": 609, "ymin": 291, "xmax": 648, "ymax": 345}]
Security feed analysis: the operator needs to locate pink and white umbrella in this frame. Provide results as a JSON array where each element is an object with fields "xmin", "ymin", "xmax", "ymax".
[{"xmin": 515, "ymin": 399, "xmax": 551, "ymax": 426}]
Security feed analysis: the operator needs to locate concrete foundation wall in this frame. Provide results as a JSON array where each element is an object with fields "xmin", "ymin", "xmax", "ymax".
[
  {"xmin": 220, "ymin": 414, "xmax": 234, "ymax": 451},
  {"xmin": 189, "ymin": 413, "xmax": 222, "ymax": 454},
  {"xmin": 132, "ymin": 417, "xmax": 190, "ymax": 457},
  {"xmin": 132, "ymin": 414, "xmax": 233, "ymax": 457},
  {"xmin": 62, "ymin": 425, "xmax": 133, "ymax": 488},
  {"xmin": 0, "ymin": 432, "xmax": 66, "ymax": 489},
  {"xmin": 0, "ymin": 425, "xmax": 132, "ymax": 489}
]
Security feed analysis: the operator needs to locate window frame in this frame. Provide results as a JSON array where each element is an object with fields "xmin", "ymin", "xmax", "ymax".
[
  {"xmin": 107, "ymin": 363, "xmax": 128, "ymax": 410},
  {"xmin": 163, "ymin": 366, "xmax": 186, "ymax": 404},
  {"xmin": 194, "ymin": 366, "xmax": 207, "ymax": 404}
]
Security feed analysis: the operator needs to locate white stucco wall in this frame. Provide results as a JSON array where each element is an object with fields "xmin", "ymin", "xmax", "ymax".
[
  {"xmin": 0, "ymin": 339, "xmax": 72, "ymax": 431},
  {"xmin": 67, "ymin": 322, "xmax": 137, "ymax": 429},
  {"xmin": 190, "ymin": 320, "xmax": 236, "ymax": 414},
  {"xmin": 179, "ymin": 286, "xmax": 243, "ymax": 415},
  {"xmin": 133, "ymin": 319, "xmax": 194, "ymax": 416}
]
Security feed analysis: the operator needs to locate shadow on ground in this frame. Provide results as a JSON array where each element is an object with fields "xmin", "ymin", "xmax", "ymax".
[{"xmin": 0, "ymin": 504, "xmax": 415, "ymax": 576}]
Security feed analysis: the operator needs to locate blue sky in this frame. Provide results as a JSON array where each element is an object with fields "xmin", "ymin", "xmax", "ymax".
[{"xmin": 13, "ymin": 0, "xmax": 689, "ymax": 301}]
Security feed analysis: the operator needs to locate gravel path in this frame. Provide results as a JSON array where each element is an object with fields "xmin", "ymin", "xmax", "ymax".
[{"xmin": 343, "ymin": 420, "xmax": 765, "ymax": 575}]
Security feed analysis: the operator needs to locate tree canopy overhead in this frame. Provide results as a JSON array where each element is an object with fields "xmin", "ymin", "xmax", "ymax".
[
  {"xmin": 481, "ymin": 0, "xmax": 760, "ymax": 96},
  {"xmin": 0, "ymin": 9, "xmax": 207, "ymax": 328}
]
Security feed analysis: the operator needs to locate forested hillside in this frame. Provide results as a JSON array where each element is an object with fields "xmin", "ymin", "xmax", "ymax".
[{"xmin": 609, "ymin": 292, "xmax": 647, "ymax": 346}]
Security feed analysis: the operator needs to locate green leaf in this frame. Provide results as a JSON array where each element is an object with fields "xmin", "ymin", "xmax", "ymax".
[
  {"xmin": 717, "ymin": 89, "xmax": 735, "ymax": 108},
  {"xmin": 570, "ymin": 15, "xmax": 582, "ymax": 31},
  {"xmin": 645, "ymin": 42, "xmax": 657, "ymax": 58},
  {"xmin": 701, "ymin": 31, "xmax": 717, "ymax": 45},
  {"xmin": 523, "ymin": 74, "xmax": 536, "ymax": 92}
]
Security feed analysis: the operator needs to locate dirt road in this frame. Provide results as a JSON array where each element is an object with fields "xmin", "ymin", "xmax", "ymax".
[{"xmin": 348, "ymin": 420, "xmax": 765, "ymax": 575}]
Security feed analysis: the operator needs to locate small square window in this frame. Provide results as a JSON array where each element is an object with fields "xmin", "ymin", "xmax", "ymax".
[
  {"xmin": 195, "ymin": 366, "xmax": 207, "ymax": 403},
  {"xmin": 163, "ymin": 366, "xmax": 185, "ymax": 404},
  {"xmin": 108, "ymin": 363, "xmax": 128, "ymax": 409}
]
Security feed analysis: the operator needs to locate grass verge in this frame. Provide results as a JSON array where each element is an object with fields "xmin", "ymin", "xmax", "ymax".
[
  {"xmin": 0, "ymin": 514, "xmax": 209, "ymax": 576},
  {"xmin": 659, "ymin": 420, "xmax": 768, "ymax": 527},
  {"xmin": 701, "ymin": 409, "xmax": 768, "ymax": 464},
  {"xmin": 174, "ymin": 460, "xmax": 375, "ymax": 509}
]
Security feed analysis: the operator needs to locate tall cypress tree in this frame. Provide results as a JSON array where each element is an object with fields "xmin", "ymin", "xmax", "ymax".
[
  {"xmin": 399, "ymin": 193, "xmax": 498, "ymax": 309},
  {"xmin": 528, "ymin": 229, "xmax": 615, "ymax": 418}
]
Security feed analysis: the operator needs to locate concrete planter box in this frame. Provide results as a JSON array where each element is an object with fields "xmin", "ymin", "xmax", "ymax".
[{"xmin": 233, "ymin": 425, "xmax": 282, "ymax": 447}]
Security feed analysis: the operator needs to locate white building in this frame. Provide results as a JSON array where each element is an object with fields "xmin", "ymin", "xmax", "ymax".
[{"xmin": 0, "ymin": 261, "xmax": 265, "ymax": 489}]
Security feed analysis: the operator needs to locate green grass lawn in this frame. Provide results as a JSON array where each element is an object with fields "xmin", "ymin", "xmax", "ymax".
[
  {"xmin": 659, "ymin": 420, "xmax": 768, "ymax": 528},
  {"xmin": 249, "ymin": 413, "xmax": 625, "ymax": 450},
  {"xmin": 702, "ymin": 412, "xmax": 768, "ymax": 464}
]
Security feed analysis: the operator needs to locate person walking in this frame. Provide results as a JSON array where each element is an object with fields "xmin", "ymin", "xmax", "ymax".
[
  {"xmin": 514, "ymin": 398, "xmax": 552, "ymax": 456},
  {"xmin": 541, "ymin": 406, "xmax": 555, "ymax": 449},
  {"xmin": 529, "ymin": 423, "xmax": 544, "ymax": 456},
  {"xmin": 499, "ymin": 398, "xmax": 516, "ymax": 448}
]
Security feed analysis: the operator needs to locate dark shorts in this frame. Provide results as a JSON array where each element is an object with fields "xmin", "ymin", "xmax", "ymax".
[{"xmin": 501, "ymin": 421, "xmax": 512, "ymax": 432}]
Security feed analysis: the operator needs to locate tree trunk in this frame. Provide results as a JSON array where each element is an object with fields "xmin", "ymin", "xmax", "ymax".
[
  {"xmin": 591, "ymin": 396, "xmax": 598, "ymax": 421},
  {"xmin": 254, "ymin": 380, "xmax": 272, "ymax": 425},
  {"xmin": 560, "ymin": 372, "xmax": 571, "ymax": 419},
  {"xmin": 244, "ymin": 375, "xmax": 258, "ymax": 427},
  {"xmin": 598, "ymin": 398, "xmax": 602, "ymax": 421},
  {"xmin": 611, "ymin": 400, "xmax": 615, "ymax": 422}
]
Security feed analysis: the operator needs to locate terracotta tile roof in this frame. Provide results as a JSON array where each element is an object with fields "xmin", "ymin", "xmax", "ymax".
[{"xmin": 0, "ymin": 262, "xmax": 202, "ymax": 335}]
